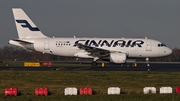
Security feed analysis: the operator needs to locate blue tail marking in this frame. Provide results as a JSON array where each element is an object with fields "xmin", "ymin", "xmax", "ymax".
[{"xmin": 16, "ymin": 20, "xmax": 40, "ymax": 31}]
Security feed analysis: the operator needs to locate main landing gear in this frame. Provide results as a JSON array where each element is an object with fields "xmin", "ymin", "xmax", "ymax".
[
  {"xmin": 92, "ymin": 61, "xmax": 97, "ymax": 66},
  {"xmin": 91, "ymin": 57, "xmax": 99, "ymax": 66}
]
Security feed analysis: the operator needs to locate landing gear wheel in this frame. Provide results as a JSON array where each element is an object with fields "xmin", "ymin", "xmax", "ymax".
[{"xmin": 92, "ymin": 61, "xmax": 97, "ymax": 66}]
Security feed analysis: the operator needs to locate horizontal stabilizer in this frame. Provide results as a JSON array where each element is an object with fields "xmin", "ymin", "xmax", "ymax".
[{"xmin": 11, "ymin": 39, "xmax": 33, "ymax": 44}]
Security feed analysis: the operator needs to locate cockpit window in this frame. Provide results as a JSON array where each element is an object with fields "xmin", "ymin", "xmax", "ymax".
[{"xmin": 158, "ymin": 43, "xmax": 166, "ymax": 47}]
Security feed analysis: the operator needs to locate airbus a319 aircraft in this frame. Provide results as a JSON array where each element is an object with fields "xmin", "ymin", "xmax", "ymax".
[{"xmin": 9, "ymin": 8, "xmax": 172, "ymax": 66}]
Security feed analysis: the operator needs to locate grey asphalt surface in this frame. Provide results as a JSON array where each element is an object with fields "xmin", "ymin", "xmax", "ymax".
[{"xmin": 0, "ymin": 63, "xmax": 180, "ymax": 72}]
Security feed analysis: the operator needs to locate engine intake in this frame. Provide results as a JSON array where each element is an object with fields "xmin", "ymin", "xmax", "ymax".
[{"xmin": 110, "ymin": 52, "xmax": 127, "ymax": 63}]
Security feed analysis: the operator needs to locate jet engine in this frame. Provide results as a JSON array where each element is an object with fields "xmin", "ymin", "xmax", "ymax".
[{"xmin": 110, "ymin": 52, "xmax": 127, "ymax": 63}]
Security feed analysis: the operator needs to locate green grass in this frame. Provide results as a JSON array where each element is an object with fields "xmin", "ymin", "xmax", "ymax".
[
  {"xmin": 2, "ymin": 94, "xmax": 180, "ymax": 101},
  {"xmin": 0, "ymin": 62, "xmax": 24, "ymax": 67},
  {"xmin": 0, "ymin": 71, "xmax": 180, "ymax": 101}
]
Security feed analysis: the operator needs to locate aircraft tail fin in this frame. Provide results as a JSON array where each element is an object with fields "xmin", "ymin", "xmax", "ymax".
[{"xmin": 12, "ymin": 8, "xmax": 47, "ymax": 39}]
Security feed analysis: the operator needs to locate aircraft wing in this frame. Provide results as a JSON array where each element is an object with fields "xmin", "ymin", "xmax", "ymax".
[{"xmin": 75, "ymin": 43, "xmax": 112, "ymax": 57}]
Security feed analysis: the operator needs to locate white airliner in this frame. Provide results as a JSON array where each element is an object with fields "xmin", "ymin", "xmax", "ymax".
[{"xmin": 9, "ymin": 8, "xmax": 172, "ymax": 66}]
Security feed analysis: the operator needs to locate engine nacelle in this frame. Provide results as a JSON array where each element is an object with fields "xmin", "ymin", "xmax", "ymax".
[{"xmin": 110, "ymin": 52, "xmax": 127, "ymax": 63}]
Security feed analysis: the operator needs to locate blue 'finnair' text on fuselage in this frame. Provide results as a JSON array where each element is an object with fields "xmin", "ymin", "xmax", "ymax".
[{"xmin": 73, "ymin": 40, "xmax": 144, "ymax": 47}]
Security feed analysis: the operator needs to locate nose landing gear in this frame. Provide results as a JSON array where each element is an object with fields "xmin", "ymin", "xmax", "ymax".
[{"xmin": 146, "ymin": 57, "xmax": 150, "ymax": 66}]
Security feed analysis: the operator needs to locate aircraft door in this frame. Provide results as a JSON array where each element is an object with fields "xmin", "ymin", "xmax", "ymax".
[
  {"xmin": 44, "ymin": 39, "xmax": 50, "ymax": 50},
  {"xmin": 146, "ymin": 40, "xmax": 152, "ymax": 51}
]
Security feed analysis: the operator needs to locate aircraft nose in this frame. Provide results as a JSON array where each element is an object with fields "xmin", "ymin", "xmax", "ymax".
[{"xmin": 164, "ymin": 48, "xmax": 172, "ymax": 56}]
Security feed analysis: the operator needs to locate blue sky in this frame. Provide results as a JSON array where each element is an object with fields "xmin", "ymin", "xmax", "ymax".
[{"xmin": 0, "ymin": 0, "xmax": 180, "ymax": 49}]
